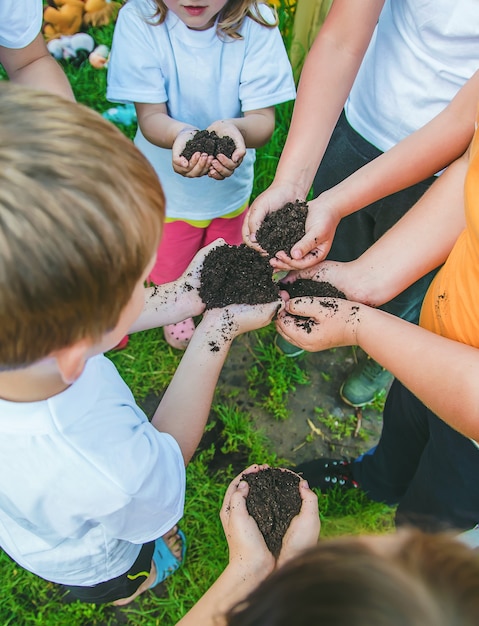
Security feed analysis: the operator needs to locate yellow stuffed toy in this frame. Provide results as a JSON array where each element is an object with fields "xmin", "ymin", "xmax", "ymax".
[
  {"xmin": 43, "ymin": 0, "xmax": 86, "ymax": 40},
  {"xmin": 83, "ymin": 0, "xmax": 122, "ymax": 28}
]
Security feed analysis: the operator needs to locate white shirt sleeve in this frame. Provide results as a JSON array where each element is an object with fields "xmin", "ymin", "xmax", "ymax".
[
  {"xmin": 0, "ymin": 0, "xmax": 42, "ymax": 48},
  {"xmin": 107, "ymin": 3, "xmax": 168, "ymax": 104},
  {"xmin": 239, "ymin": 13, "xmax": 296, "ymax": 112}
]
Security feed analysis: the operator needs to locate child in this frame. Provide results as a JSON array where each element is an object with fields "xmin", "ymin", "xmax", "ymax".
[
  {"xmin": 0, "ymin": 82, "xmax": 281, "ymax": 605},
  {"xmin": 0, "ymin": 0, "xmax": 74, "ymax": 100},
  {"xmin": 177, "ymin": 467, "xmax": 479, "ymax": 626},
  {"xmin": 106, "ymin": 0, "xmax": 295, "ymax": 350},
  {"xmin": 244, "ymin": 0, "xmax": 479, "ymax": 404},
  {"xmin": 271, "ymin": 98, "xmax": 479, "ymax": 533}
]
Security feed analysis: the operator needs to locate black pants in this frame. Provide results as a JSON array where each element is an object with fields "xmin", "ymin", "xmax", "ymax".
[
  {"xmin": 64, "ymin": 541, "xmax": 155, "ymax": 604},
  {"xmin": 352, "ymin": 379, "xmax": 479, "ymax": 532},
  {"xmin": 314, "ymin": 110, "xmax": 438, "ymax": 324}
]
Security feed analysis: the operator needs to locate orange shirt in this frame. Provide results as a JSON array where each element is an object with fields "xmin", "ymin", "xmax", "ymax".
[{"xmin": 420, "ymin": 119, "xmax": 479, "ymax": 347}]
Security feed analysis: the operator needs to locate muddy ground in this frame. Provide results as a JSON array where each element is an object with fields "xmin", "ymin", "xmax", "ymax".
[{"xmin": 141, "ymin": 331, "xmax": 386, "ymax": 469}]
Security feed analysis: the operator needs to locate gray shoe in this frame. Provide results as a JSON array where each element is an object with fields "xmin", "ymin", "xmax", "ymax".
[
  {"xmin": 340, "ymin": 357, "xmax": 393, "ymax": 407},
  {"xmin": 274, "ymin": 334, "xmax": 305, "ymax": 358}
]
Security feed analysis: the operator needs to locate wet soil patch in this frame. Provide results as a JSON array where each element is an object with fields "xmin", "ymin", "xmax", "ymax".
[
  {"xmin": 199, "ymin": 243, "xmax": 279, "ymax": 309},
  {"xmin": 243, "ymin": 467, "xmax": 302, "ymax": 558},
  {"xmin": 181, "ymin": 130, "xmax": 236, "ymax": 160},
  {"xmin": 281, "ymin": 279, "xmax": 346, "ymax": 299},
  {"xmin": 255, "ymin": 200, "xmax": 309, "ymax": 257}
]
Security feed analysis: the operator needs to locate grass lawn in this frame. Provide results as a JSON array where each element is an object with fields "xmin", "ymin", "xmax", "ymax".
[{"xmin": 0, "ymin": 3, "xmax": 395, "ymax": 624}]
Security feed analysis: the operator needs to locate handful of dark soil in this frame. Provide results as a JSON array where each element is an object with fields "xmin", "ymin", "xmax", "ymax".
[
  {"xmin": 256, "ymin": 200, "xmax": 309, "ymax": 257},
  {"xmin": 181, "ymin": 130, "xmax": 236, "ymax": 160},
  {"xmin": 199, "ymin": 243, "xmax": 279, "ymax": 309},
  {"xmin": 243, "ymin": 467, "xmax": 302, "ymax": 558},
  {"xmin": 281, "ymin": 279, "xmax": 346, "ymax": 300}
]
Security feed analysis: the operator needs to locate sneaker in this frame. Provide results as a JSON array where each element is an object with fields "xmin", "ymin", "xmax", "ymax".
[
  {"xmin": 340, "ymin": 357, "xmax": 393, "ymax": 407},
  {"xmin": 294, "ymin": 458, "xmax": 359, "ymax": 492},
  {"xmin": 275, "ymin": 334, "xmax": 305, "ymax": 358}
]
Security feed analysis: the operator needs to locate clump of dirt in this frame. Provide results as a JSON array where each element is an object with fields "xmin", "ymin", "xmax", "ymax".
[
  {"xmin": 199, "ymin": 243, "xmax": 279, "ymax": 309},
  {"xmin": 181, "ymin": 130, "xmax": 236, "ymax": 160},
  {"xmin": 243, "ymin": 467, "xmax": 302, "ymax": 558},
  {"xmin": 281, "ymin": 279, "xmax": 346, "ymax": 299},
  {"xmin": 255, "ymin": 200, "xmax": 309, "ymax": 257}
]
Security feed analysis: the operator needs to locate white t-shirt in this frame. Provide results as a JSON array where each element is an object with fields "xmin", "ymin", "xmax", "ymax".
[
  {"xmin": 107, "ymin": 0, "xmax": 296, "ymax": 220},
  {"xmin": 345, "ymin": 0, "xmax": 479, "ymax": 152},
  {"xmin": 0, "ymin": 0, "xmax": 42, "ymax": 48},
  {"xmin": 0, "ymin": 355, "xmax": 185, "ymax": 586}
]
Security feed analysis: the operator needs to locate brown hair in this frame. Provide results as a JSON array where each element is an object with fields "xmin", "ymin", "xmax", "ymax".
[
  {"xmin": 0, "ymin": 82, "xmax": 164, "ymax": 369},
  {"xmin": 149, "ymin": 1, "xmax": 278, "ymax": 39},
  {"xmin": 226, "ymin": 530, "xmax": 479, "ymax": 626}
]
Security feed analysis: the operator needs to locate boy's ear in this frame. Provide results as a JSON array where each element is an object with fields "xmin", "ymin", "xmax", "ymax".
[{"xmin": 53, "ymin": 339, "xmax": 93, "ymax": 384}]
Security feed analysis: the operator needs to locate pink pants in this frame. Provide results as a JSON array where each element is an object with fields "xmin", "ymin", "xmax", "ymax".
[{"xmin": 149, "ymin": 209, "xmax": 247, "ymax": 285}]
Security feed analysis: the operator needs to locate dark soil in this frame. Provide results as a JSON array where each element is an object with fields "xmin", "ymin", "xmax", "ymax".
[
  {"xmin": 242, "ymin": 467, "xmax": 302, "ymax": 558},
  {"xmin": 255, "ymin": 200, "xmax": 309, "ymax": 257},
  {"xmin": 281, "ymin": 279, "xmax": 346, "ymax": 300},
  {"xmin": 181, "ymin": 130, "xmax": 236, "ymax": 160},
  {"xmin": 199, "ymin": 243, "xmax": 279, "ymax": 309}
]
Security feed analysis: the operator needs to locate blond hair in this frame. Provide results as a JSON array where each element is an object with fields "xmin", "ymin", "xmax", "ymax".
[
  {"xmin": 149, "ymin": 1, "xmax": 278, "ymax": 39},
  {"xmin": 0, "ymin": 83, "xmax": 164, "ymax": 369}
]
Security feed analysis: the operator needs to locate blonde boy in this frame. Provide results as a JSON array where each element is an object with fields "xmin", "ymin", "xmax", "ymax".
[{"xmin": 0, "ymin": 83, "xmax": 279, "ymax": 604}]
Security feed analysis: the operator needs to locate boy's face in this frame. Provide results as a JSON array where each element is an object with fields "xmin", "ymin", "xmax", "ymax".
[
  {"xmin": 163, "ymin": 0, "xmax": 229, "ymax": 30},
  {"xmin": 91, "ymin": 255, "xmax": 156, "ymax": 356}
]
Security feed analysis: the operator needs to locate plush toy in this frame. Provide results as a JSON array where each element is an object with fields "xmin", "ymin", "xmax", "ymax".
[
  {"xmin": 47, "ymin": 33, "xmax": 95, "ymax": 61},
  {"xmin": 43, "ymin": 0, "xmax": 86, "ymax": 40},
  {"xmin": 102, "ymin": 103, "xmax": 137, "ymax": 126},
  {"xmin": 83, "ymin": 0, "xmax": 122, "ymax": 28},
  {"xmin": 89, "ymin": 44, "xmax": 110, "ymax": 69}
]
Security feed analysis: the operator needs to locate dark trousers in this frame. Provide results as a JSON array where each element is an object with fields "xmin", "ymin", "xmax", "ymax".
[
  {"xmin": 352, "ymin": 379, "xmax": 479, "ymax": 532},
  {"xmin": 314, "ymin": 110, "xmax": 438, "ymax": 324}
]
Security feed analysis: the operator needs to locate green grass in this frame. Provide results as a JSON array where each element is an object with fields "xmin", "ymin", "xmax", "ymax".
[{"xmin": 0, "ymin": 2, "xmax": 395, "ymax": 623}]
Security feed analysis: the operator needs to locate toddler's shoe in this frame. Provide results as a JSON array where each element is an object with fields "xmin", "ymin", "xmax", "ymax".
[{"xmin": 163, "ymin": 318, "xmax": 195, "ymax": 350}]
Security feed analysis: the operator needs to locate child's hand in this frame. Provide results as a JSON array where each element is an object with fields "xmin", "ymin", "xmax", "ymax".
[
  {"xmin": 202, "ymin": 298, "xmax": 283, "ymax": 347},
  {"xmin": 220, "ymin": 465, "xmax": 276, "ymax": 575},
  {"xmin": 272, "ymin": 193, "xmax": 342, "ymax": 271},
  {"xmin": 276, "ymin": 296, "xmax": 362, "ymax": 353},
  {"xmin": 172, "ymin": 127, "xmax": 213, "ymax": 177},
  {"xmin": 176, "ymin": 238, "xmax": 228, "ymax": 316},
  {"xmin": 243, "ymin": 182, "xmax": 306, "ymax": 255},
  {"xmin": 207, "ymin": 121, "xmax": 246, "ymax": 180},
  {"xmin": 276, "ymin": 478, "xmax": 320, "ymax": 568}
]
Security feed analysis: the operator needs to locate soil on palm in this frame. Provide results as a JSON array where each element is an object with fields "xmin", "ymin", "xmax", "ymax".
[
  {"xmin": 255, "ymin": 200, "xmax": 309, "ymax": 257},
  {"xmin": 199, "ymin": 243, "xmax": 279, "ymax": 309},
  {"xmin": 243, "ymin": 467, "xmax": 302, "ymax": 558},
  {"xmin": 281, "ymin": 279, "xmax": 346, "ymax": 299},
  {"xmin": 181, "ymin": 130, "xmax": 236, "ymax": 160}
]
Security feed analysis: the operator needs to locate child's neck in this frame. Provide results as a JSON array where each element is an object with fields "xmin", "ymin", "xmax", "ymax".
[{"xmin": 0, "ymin": 364, "xmax": 70, "ymax": 402}]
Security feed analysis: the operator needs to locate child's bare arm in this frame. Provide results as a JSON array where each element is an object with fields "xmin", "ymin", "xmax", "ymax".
[
  {"xmin": 277, "ymin": 297, "xmax": 479, "ymax": 442},
  {"xmin": 282, "ymin": 147, "xmax": 469, "ymax": 308},
  {"xmin": 271, "ymin": 70, "xmax": 479, "ymax": 270},
  {"xmin": 0, "ymin": 33, "xmax": 74, "ymax": 100},
  {"xmin": 151, "ymin": 299, "xmax": 282, "ymax": 464},
  {"xmin": 243, "ymin": 0, "xmax": 384, "ymax": 249},
  {"xmin": 211, "ymin": 107, "xmax": 276, "ymax": 150}
]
